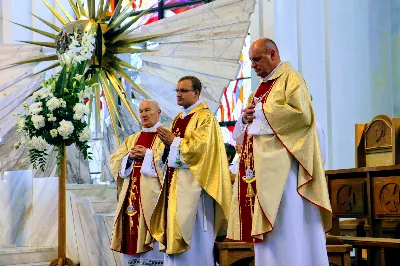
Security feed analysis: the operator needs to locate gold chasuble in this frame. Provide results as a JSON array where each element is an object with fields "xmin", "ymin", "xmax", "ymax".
[
  {"xmin": 228, "ymin": 62, "xmax": 332, "ymax": 243},
  {"xmin": 110, "ymin": 132, "xmax": 165, "ymax": 254},
  {"xmin": 150, "ymin": 102, "xmax": 232, "ymax": 254}
]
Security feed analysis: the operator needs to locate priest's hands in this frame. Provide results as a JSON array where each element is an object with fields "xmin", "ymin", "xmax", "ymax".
[
  {"xmin": 242, "ymin": 104, "xmax": 256, "ymax": 124},
  {"xmin": 128, "ymin": 145, "xmax": 146, "ymax": 160},
  {"xmin": 157, "ymin": 127, "xmax": 175, "ymax": 146},
  {"xmin": 230, "ymin": 171, "xmax": 236, "ymax": 184}
]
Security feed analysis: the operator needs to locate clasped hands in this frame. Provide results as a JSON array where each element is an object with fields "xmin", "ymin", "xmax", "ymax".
[
  {"xmin": 128, "ymin": 145, "xmax": 147, "ymax": 160},
  {"xmin": 129, "ymin": 127, "xmax": 176, "ymax": 160}
]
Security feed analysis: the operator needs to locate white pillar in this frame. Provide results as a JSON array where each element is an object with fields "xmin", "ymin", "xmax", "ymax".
[
  {"xmin": 1, "ymin": 0, "xmax": 13, "ymax": 43},
  {"xmin": 297, "ymin": 0, "xmax": 330, "ymax": 166},
  {"xmin": 391, "ymin": 0, "xmax": 400, "ymax": 116},
  {"xmin": 274, "ymin": 0, "xmax": 299, "ymax": 69},
  {"xmin": 250, "ymin": 0, "xmax": 274, "ymax": 91},
  {"xmin": 0, "ymin": 0, "xmax": 3, "ymax": 44},
  {"xmin": 11, "ymin": 0, "xmax": 33, "ymax": 43}
]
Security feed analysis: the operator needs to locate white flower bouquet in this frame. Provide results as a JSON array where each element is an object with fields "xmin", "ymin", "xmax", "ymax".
[{"xmin": 15, "ymin": 30, "xmax": 97, "ymax": 171}]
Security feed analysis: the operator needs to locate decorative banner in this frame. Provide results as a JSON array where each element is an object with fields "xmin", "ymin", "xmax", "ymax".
[
  {"xmin": 106, "ymin": 0, "xmax": 118, "ymax": 17},
  {"xmin": 223, "ymin": 88, "xmax": 231, "ymax": 121},
  {"xmin": 132, "ymin": 0, "xmax": 143, "ymax": 9},
  {"xmin": 219, "ymin": 103, "xmax": 225, "ymax": 122}
]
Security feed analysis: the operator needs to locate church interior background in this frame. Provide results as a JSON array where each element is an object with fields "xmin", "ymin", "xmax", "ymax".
[{"xmin": 0, "ymin": 0, "xmax": 399, "ymax": 265}]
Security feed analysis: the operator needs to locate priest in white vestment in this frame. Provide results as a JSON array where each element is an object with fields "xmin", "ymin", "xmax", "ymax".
[{"xmin": 227, "ymin": 38, "xmax": 332, "ymax": 266}]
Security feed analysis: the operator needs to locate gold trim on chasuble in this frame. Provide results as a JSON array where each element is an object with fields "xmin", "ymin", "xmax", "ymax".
[{"xmin": 125, "ymin": 135, "xmax": 157, "ymax": 233}]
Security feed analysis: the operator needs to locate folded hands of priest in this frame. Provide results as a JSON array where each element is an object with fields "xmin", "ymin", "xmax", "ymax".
[{"xmin": 129, "ymin": 145, "xmax": 147, "ymax": 160}]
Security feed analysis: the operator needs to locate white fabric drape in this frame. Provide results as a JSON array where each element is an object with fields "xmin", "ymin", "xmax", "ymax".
[{"xmin": 254, "ymin": 160, "xmax": 329, "ymax": 266}]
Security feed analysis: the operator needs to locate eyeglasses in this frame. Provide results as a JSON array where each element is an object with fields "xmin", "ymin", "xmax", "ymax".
[{"xmin": 175, "ymin": 88, "xmax": 194, "ymax": 93}]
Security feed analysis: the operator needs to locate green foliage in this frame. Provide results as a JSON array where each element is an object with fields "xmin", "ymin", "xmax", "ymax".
[{"xmin": 29, "ymin": 149, "xmax": 48, "ymax": 172}]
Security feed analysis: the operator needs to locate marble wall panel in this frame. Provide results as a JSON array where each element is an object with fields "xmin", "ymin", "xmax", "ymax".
[
  {"xmin": 77, "ymin": 198, "xmax": 108, "ymax": 266},
  {"xmin": 95, "ymin": 214, "xmax": 117, "ymax": 266},
  {"xmin": 0, "ymin": 170, "xmax": 33, "ymax": 246},
  {"xmin": 31, "ymin": 177, "xmax": 58, "ymax": 247}
]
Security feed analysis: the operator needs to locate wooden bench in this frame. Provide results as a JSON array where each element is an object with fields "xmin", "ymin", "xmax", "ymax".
[
  {"xmin": 337, "ymin": 236, "xmax": 400, "ymax": 266},
  {"xmin": 338, "ymin": 236, "xmax": 400, "ymax": 249},
  {"xmin": 326, "ymin": 236, "xmax": 353, "ymax": 266},
  {"xmin": 326, "ymin": 165, "xmax": 400, "ymax": 266},
  {"xmin": 214, "ymin": 237, "xmax": 352, "ymax": 266},
  {"xmin": 327, "ymin": 245, "xmax": 353, "ymax": 266},
  {"xmin": 214, "ymin": 242, "xmax": 254, "ymax": 266}
]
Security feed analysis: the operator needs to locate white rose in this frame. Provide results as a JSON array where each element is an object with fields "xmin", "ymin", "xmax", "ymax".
[
  {"xmin": 57, "ymin": 120, "xmax": 74, "ymax": 139},
  {"xmin": 73, "ymin": 103, "xmax": 89, "ymax": 120},
  {"xmin": 50, "ymin": 129, "xmax": 58, "ymax": 138},
  {"xmin": 31, "ymin": 136, "xmax": 48, "ymax": 150},
  {"xmin": 78, "ymin": 86, "xmax": 93, "ymax": 99},
  {"xmin": 46, "ymin": 97, "xmax": 62, "ymax": 111},
  {"xmin": 41, "ymin": 90, "xmax": 52, "ymax": 99},
  {"xmin": 29, "ymin": 102, "xmax": 43, "ymax": 115},
  {"xmin": 78, "ymin": 128, "xmax": 92, "ymax": 142},
  {"xmin": 47, "ymin": 114, "xmax": 57, "ymax": 122},
  {"xmin": 32, "ymin": 91, "xmax": 43, "ymax": 101},
  {"xmin": 31, "ymin": 115, "xmax": 45, "ymax": 129},
  {"xmin": 22, "ymin": 137, "xmax": 35, "ymax": 150}
]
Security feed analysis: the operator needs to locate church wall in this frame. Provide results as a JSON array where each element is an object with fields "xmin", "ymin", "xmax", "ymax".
[
  {"xmin": 328, "ymin": 0, "xmax": 393, "ymax": 169},
  {"xmin": 0, "ymin": 0, "xmax": 74, "ymax": 44},
  {"xmin": 391, "ymin": 0, "xmax": 400, "ymax": 117},
  {"xmin": 259, "ymin": 0, "xmax": 396, "ymax": 170}
]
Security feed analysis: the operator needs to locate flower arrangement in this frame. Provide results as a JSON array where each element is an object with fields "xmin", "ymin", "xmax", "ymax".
[{"xmin": 15, "ymin": 29, "xmax": 97, "ymax": 171}]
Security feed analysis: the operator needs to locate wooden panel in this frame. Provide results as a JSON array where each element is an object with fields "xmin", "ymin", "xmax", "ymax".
[
  {"xmin": 355, "ymin": 123, "xmax": 367, "ymax": 168},
  {"xmin": 330, "ymin": 179, "xmax": 366, "ymax": 216},
  {"xmin": 326, "ymin": 165, "xmax": 400, "ymax": 175},
  {"xmin": 366, "ymin": 152, "xmax": 393, "ymax": 167},
  {"xmin": 365, "ymin": 120, "xmax": 392, "ymax": 150},
  {"xmin": 373, "ymin": 176, "xmax": 400, "ymax": 217},
  {"xmin": 338, "ymin": 236, "xmax": 400, "ymax": 249},
  {"xmin": 392, "ymin": 118, "xmax": 400, "ymax": 165}
]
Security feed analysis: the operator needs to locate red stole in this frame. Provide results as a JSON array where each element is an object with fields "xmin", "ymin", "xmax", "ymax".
[
  {"xmin": 123, "ymin": 132, "xmax": 157, "ymax": 255},
  {"xmin": 237, "ymin": 80, "xmax": 275, "ymax": 243},
  {"xmin": 166, "ymin": 113, "xmax": 195, "ymax": 189}
]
